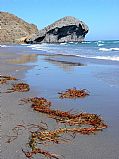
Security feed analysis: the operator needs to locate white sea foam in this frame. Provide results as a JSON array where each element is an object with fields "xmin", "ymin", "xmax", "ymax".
[
  {"xmin": 112, "ymin": 48, "xmax": 119, "ymax": 51},
  {"xmin": 27, "ymin": 44, "xmax": 41, "ymax": 48},
  {"xmin": 21, "ymin": 44, "xmax": 29, "ymax": 46},
  {"xmin": 60, "ymin": 43, "xmax": 67, "ymax": 45},
  {"xmin": 0, "ymin": 45, "xmax": 7, "ymax": 47},
  {"xmin": 92, "ymin": 56, "xmax": 119, "ymax": 61},
  {"xmin": 98, "ymin": 44, "xmax": 104, "ymax": 46},
  {"xmin": 82, "ymin": 41, "xmax": 92, "ymax": 44},
  {"xmin": 27, "ymin": 43, "xmax": 48, "ymax": 48},
  {"xmin": 49, "ymin": 52, "xmax": 119, "ymax": 61},
  {"xmin": 69, "ymin": 42, "xmax": 74, "ymax": 44},
  {"xmin": 99, "ymin": 48, "xmax": 111, "ymax": 51},
  {"xmin": 99, "ymin": 48, "xmax": 119, "ymax": 51},
  {"xmin": 27, "ymin": 44, "xmax": 50, "ymax": 51},
  {"xmin": 77, "ymin": 55, "xmax": 119, "ymax": 61}
]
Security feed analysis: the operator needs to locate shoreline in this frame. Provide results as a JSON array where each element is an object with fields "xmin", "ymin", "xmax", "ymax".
[
  {"xmin": 1, "ymin": 48, "xmax": 119, "ymax": 159},
  {"xmin": 0, "ymin": 51, "xmax": 56, "ymax": 158}
]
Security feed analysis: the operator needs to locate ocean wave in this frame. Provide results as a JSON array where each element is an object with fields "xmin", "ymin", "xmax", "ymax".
[
  {"xmin": 0, "ymin": 45, "xmax": 7, "ymax": 47},
  {"xmin": 82, "ymin": 41, "xmax": 92, "ymax": 44},
  {"xmin": 60, "ymin": 42, "xmax": 67, "ymax": 45},
  {"xmin": 55, "ymin": 53, "xmax": 119, "ymax": 62},
  {"xmin": 94, "ymin": 40, "xmax": 104, "ymax": 44},
  {"xmin": 112, "ymin": 40, "xmax": 119, "ymax": 44},
  {"xmin": 27, "ymin": 44, "xmax": 42, "ymax": 48},
  {"xmin": 97, "ymin": 44, "xmax": 104, "ymax": 46},
  {"xmin": 69, "ymin": 42, "xmax": 75, "ymax": 44},
  {"xmin": 21, "ymin": 44, "xmax": 29, "ymax": 46},
  {"xmin": 77, "ymin": 55, "xmax": 119, "ymax": 61},
  {"xmin": 91, "ymin": 56, "xmax": 119, "ymax": 61},
  {"xmin": 27, "ymin": 43, "xmax": 49, "ymax": 47},
  {"xmin": 98, "ymin": 40, "xmax": 102, "ymax": 43},
  {"xmin": 99, "ymin": 48, "xmax": 119, "ymax": 51},
  {"xmin": 27, "ymin": 44, "xmax": 51, "ymax": 51}
]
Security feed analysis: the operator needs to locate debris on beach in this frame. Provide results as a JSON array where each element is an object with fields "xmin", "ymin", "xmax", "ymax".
[
  {"xmin": 8, "ymin": 83, "xmax": 30, "ymax": 92},
  {"xmin": 21, "ymin": 97, "xmax": 51, "ymax": 108},
  {"xmin": 6, "ymin": 122, "xmax": 47, "ymax": 144},
  {"xmin": 2, "ymin": 75, "xmax": 107, "ymax": 159},
  {"xmin": 29, "ymin": 126, "xmax": 105, "ymax": 145},
  {"xmin": 23, "ymin": 117, "xmax": 107, "ymax": 158},
  {"xmin": 21, "ymin": 97, "xmax": 107, "ymax": 128},
  {"xmin": 6, "ymin": 122, "xmax": 60, "ymax": 159},
  {"xmin": 8, "ymin": 113, "xmax": 107, "ymax": 159},
  {"xmin": 0, "ymin": 75, "xmax": 17, "ymax": 84},
  {"xmin": 32, "ymin": 104, "xmax": 107, "ymax": 129},
  {"xmin": 16, "ymin": 96, "xmax": 108, "ymax": 158},
  {"xmin": 22, "ymin": 148, "xmax": 59, "ymax": 159},
  {"xmin": 0, "ymin": 75, "xmax": 30, "ymax": 93},
  {"xmin": 58, "ymin": 88, "xmax": 89, "ymax": 98}
]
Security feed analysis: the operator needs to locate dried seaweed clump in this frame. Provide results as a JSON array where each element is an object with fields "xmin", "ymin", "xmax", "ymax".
[
  {"xmin": 20, "ymin": 96, "xmax": 107, "ymax": 158},
  {"xmin": 22, "ymin": 148, "xmax": 59, "ymax": 159},
  {"xmin": 0, "ymin": 75, "xmax": 17, "ymax": 84},
  {"xmin": 22, "ymin": 97, "xmax": 51, "ymax": 108},
  {"xmin": 24, "ymin": 121, "xmax": 107, "ymax": 159},
  {"xmin": 22, "ymin": 97, "xmax": 107, "ymax": 129},
  {"xmin": 9, "ymin": 83, "xmax": 30, "ymax": 92},
  {"xmin": 30, "ymin": 127, "xmax": 102, "ymax": 145},
  {"xmin": 58, "ymin": 88, "xmax": 89, "ymax": 98}
]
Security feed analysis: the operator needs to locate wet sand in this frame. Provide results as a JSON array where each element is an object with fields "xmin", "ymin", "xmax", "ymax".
[
  {"xmin": 0, "ymin": 49, "xmax": 119, "ymax": 159},
  {"xmin": 0, "ymin": 51, "xmax": 56, "ymax": 159}
]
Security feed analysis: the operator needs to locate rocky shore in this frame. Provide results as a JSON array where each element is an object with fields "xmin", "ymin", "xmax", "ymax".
[{"xmin": 0, "ymin": 12, "xmax": 89, "ymax": 44}]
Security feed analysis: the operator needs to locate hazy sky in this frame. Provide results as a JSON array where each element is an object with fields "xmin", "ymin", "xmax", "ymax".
[{"xmin": 0, "ymin": 0, "xmax": 119, "ymax": 41}]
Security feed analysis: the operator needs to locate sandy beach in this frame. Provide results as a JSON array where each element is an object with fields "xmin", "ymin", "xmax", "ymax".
[
  {"xmin": 1, "ymin": 1, "xmax": 119, "ymax": 158},
  {"xmin": 1, "ymin": 47, "xmax": 119, "ymax": 159}
]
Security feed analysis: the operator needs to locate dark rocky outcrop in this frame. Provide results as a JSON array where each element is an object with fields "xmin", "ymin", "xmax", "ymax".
[
  {"xmin": 0, "ymin": 11, "xmax": 39, "ymax": 44},
  {"xmin": 26, "ymin": 16, "xmax": 89, "ymax": 44}
]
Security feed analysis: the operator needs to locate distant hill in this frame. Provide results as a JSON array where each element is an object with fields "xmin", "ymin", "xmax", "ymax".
[{"xmin": 0, "ymin": 11, "xmax": 39, "ymax": 44}]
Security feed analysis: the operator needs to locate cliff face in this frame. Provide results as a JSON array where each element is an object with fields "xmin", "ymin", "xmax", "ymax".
[
  {"xmin": 26, "ymin": 16, "xmax": 89, "ymax": 43},
  {"xmin": 0, "ymin": 12, "xmax": 39, "ymax": 43},
  {"xmin": 0, "ymin": 12, "xmax": 89, "ymax": 44}
]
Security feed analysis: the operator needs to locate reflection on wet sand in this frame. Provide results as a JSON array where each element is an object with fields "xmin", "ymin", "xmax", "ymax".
[
  {"xmin": 45, "ymin": 58, "xmax": 84, "ymax": 71},
  {"xmin": 7, "ymin": 54, "xmax": 38, "ymax": 64}
]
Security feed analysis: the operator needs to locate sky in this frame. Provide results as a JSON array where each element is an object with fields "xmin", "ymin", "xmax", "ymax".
[{"xmin": 0, "ymin": 0, "xmax": 119, "ymax": 41}]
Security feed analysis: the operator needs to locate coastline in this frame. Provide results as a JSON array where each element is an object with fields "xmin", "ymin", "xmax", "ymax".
[{"xmin": 1, "ymin": 47, "xmax": 119, "ymax": 159}]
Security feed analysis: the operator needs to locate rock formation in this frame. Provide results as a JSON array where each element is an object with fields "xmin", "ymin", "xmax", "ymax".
[
  {"xmin": 0, "ymin": 12, "xmax": 89, "ymax": 44},
  {"xmin": 26, "ymin": 16, "xmax": 89, "ymax": 43},
  {"xmin": 0, "ymin": 11, "xmax": 39, "ymax": 43}
]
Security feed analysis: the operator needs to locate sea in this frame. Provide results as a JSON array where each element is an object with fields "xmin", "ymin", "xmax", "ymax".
[
  {"xmin": 0, "ymin": 40, "xmax": 119, "ymax": 61},
  {"xmin": 1, "ymin": 40, "xmax": 119, "ymax": 62},
  {"xmin": 26, "ymin": 40, "xmax": 119, "ymax": 62}
]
